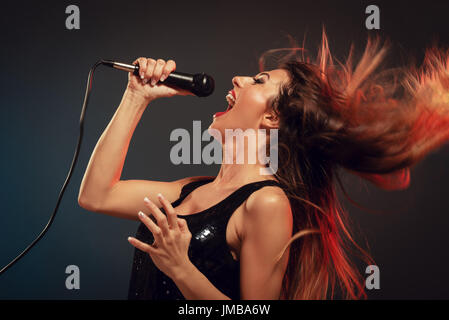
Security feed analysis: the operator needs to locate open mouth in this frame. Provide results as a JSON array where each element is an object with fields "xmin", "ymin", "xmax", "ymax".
[
  {"xmin": 214, "ymin": 90, "xmax": 236, "ymax": 118},
  {"xmin": 225, "ymin": 91, "xmax": 236, "ymax": 111}
]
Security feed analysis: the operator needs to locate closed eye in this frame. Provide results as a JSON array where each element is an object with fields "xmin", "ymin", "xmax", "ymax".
[
  {"xmin": 253, "ymin": 77, "xmax": 264, "ymax": 84},
  {"xmin": 253, "ymin": 72, "xmax": 269, "ymax": 84}
]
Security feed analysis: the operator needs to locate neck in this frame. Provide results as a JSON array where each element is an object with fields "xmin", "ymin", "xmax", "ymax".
[
  {"xmin": 212, "ymin": 162, "xmax": 273, "ymax": 188},
  {"xmin": 211, "ymin": 130, "xmax": 276, "ymax": 187}
]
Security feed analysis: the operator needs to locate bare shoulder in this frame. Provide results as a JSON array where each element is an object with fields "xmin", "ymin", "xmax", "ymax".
[
  {"xmin": 245, "ymin": 184, "xmax": 291, "ymax": 214},
  {"xmin": 238, "ymin": 184, "xmax": 293, "ymax": 299},
  {"xmin": 243, "ymin": 184, "xmax": 292, "ymax": 233}
]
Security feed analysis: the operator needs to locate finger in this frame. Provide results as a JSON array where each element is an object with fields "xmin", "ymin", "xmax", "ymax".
[
  {"xmin": 178, "ymin": 218, "xmax": 190, "ymax": 233},
  {"xmin": 157, "ymin": 193, "xmax": 179, "ymax": 231},
  {"xmin": 179, "ymin": 89, "xmax": 196, "ymax": 97},
  {"xmin": 143, "ymin": 197, "xmax": 170, "ymax": 236},
  {"xmin": 144, "ymin": 58, "xmax": 156, "ymax": 85},
  {"xmin": 151, "ymin": 59, "xmax": 165, "ymax": 86},
  {"xmin": 133, "ymin": 57, "xmax": 147, "ymax": 81},
  {"xmin": 127, "ymin": 236, "xmax": 158, "ymax": 255},
  {"xmin": 177, "ymin": 218, "xmax": 189, "ymax": 233},
  {"xmin": 160, "ymin": 59, "xmax": 176, "ymax": 82},
  {"xmin": 137, "ymin": 211, "xmax": 164, "ymax": 244}
]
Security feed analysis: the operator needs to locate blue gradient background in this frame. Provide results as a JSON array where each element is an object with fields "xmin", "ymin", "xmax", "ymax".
[{"xmin": 1, "ymin": 0, "xmax": 449, "ymax": 299}]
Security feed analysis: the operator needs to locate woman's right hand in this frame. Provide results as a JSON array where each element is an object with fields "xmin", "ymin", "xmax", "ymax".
[{"xmin": 126, "ymin": 57, "xmax": 193, "ymax": 102}]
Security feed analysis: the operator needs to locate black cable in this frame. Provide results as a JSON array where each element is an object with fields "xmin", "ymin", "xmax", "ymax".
[{"xmin": 0, "ymin": 59, "xmax": 105, "ymax": 275}]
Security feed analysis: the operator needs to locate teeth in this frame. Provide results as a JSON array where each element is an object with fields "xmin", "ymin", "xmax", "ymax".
[{"xmin": 226, "ymin": 93, "xmax": 235, "ymax": 107}]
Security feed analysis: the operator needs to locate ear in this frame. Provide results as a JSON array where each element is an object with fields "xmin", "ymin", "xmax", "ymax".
[{"xmin": 261, "ymin": 110, "xmax": 279, "ymax": 129}]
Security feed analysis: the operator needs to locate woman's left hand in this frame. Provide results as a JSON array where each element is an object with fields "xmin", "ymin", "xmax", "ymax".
[{"xmin": 128, "ymin": 193, "xmax": 192, "ymax": 280}]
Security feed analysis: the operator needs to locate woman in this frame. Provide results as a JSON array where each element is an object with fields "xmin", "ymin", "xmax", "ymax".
[{"xmin": 78, "ymin": 31, "xmax": 449, "ymax": 299}]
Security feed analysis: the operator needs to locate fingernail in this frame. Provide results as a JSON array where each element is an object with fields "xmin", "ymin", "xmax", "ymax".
[
  {"xmin": 142, "ymin": 79, "xmax": 147, "ymax": 84},
  {"xmin": 157, "ymin": 193, "xmax": 163, "ymax": 199},
  {"xmin": 127, "ymin": 236, "xmax": 132, "ymax": 241},
  {"xmin": 151, "ymin": 79, "xmax": 156, "ymax": 86},
  {"xmin": 138, "ymin": 211, "xmax": 145, "ymax": 217},
  {"xmin": 160, "ymin": 75, "xmax": 166, "ymax": 82},
  {"xmin": 144, "ymin": 197, "xmax": 151, "ymax": 204},
  {"xmin": 140, "ymin": 74, "xmax": 144, "ymax": 79}
]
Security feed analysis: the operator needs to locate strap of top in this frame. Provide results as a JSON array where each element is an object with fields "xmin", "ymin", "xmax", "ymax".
[
  {"xmin": 179, "ymin": 177, "xmax": 215, "ymax": 200},
  {"xmin": 172, "ymin": 177, "xmax": 284, "ymax": 216},
  {"xmin": 218, "ymin": 179, "xmax": 284, "ymax": 217}
]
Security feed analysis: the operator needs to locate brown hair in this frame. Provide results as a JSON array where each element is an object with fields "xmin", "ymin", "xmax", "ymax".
[{"xmin": 261, "ymin": 29, "xmax": 449, "ymax": 299}]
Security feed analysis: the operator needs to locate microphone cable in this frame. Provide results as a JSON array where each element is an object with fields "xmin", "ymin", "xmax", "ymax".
[{"xmin": 0, "ymin": 59, "xmax": 106, "ymax": 275}]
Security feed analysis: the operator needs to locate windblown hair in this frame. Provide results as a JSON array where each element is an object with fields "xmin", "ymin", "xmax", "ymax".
[{"xmin": 262, "ymin": 30, "xmax": 449, "ymax": 299}]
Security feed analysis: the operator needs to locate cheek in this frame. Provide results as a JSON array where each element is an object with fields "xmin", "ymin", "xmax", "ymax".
[
  {"xmin": 237, "ymin": 92, "xmax": 268, "ymax": 118},
  {"xmin": 240, "ymin": 90, "xmax": 266, "ymax": 106}
]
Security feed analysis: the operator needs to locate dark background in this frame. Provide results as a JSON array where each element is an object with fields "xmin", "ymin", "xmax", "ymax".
[{"xmin": 0, "ymin": 0, "xmax": 448, "ymax": 299}]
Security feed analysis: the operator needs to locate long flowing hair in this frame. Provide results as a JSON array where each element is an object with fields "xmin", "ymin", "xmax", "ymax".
[{"xmin": 262, "ymin": 29, "xmax": 449, "ymax": 299}]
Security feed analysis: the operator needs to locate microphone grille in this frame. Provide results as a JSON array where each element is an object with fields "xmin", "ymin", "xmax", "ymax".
[{"xmin": 193, "ymin": 73, "xmax": 215, "ymax": 97}]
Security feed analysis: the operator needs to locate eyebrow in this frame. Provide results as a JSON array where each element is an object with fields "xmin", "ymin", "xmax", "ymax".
[{"xmin": 256, "ymin": 72, "xmax": 270, "ymax": 80}]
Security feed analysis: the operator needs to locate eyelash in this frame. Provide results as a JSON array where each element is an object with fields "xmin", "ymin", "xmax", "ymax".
[{"xmin": 253, "ymin": 77, "xmax": 264, "ymax": 84}]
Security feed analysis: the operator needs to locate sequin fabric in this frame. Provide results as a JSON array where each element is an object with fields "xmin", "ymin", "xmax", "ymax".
[{"xmin": 127, "ymin": 177, "xmax": 283, "ymax": 300}]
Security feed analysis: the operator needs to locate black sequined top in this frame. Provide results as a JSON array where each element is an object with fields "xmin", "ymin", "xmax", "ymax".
[{"xmin": 127, "ymin": 177, "xmax": 283, "ymax": 300}]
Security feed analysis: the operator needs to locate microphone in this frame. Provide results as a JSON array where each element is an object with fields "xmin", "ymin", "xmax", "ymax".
[{"xmin": 102, "ymin": 60, "xmax": 215, "ymax": 97}]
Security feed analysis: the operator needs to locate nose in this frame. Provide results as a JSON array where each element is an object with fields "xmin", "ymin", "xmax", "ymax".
[
  {"xmin": 232, "ymin": 76, "xmax": 252, "ymax": 88},
  {"xmin": 232, "ymin": 76, "xmax": 241, "ymax": 88}
]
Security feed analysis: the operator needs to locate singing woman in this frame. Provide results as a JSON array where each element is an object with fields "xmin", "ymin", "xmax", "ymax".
[{"xmin": 78, "ymin": 31, "xmax": 449, "ymax": 299}]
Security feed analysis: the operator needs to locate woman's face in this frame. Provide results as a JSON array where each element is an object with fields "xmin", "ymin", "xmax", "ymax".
[{"xmin": 209, "ymin": 69, "xmax": 290, "ymax": 138}]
